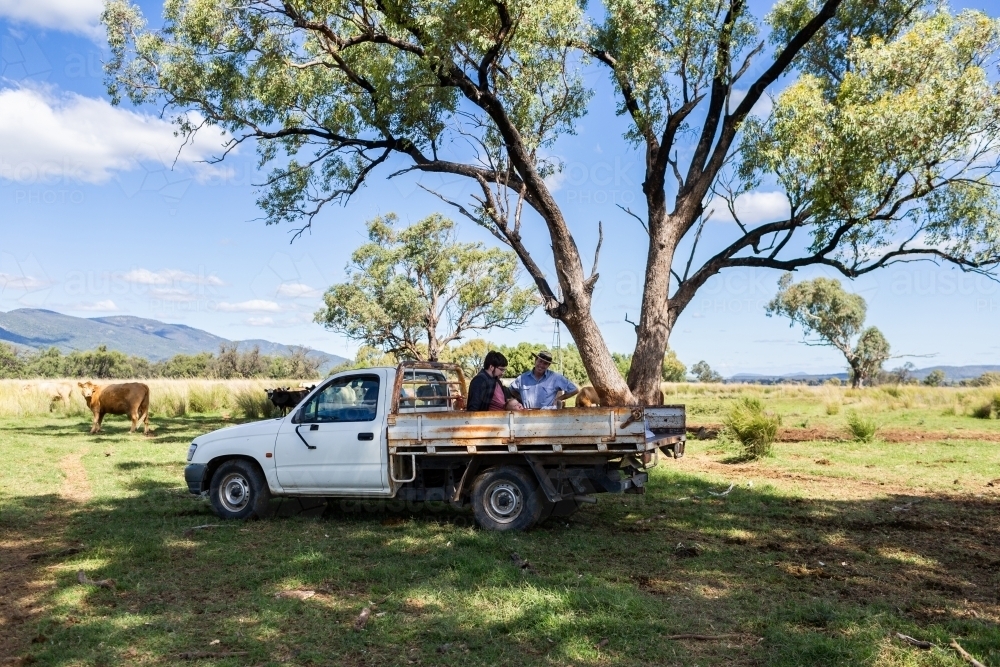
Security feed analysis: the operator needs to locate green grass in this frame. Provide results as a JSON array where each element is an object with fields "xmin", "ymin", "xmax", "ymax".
[
  {"xmin": 2, "ymin": 412, "xmax": 1000, "ymax": 666},
  {"xmin": 722, "ymin": 396, "xmax": 779, "ymax": 459},
  {"xmin": 846, "ymin": 410, "xmax": 880, "ymax": 443}
]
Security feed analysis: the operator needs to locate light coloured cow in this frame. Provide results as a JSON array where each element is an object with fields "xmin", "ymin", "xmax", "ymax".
[
  {"xmin": 23, "ymin": 381, "xmax": 74, "ymax": 405},
  {"xmin": 77, "ymin": 381, "xmax": 150, "ymax": 435},
  {"xmin": 574, "ymin": 385, "xmax": 665, "ymax": 407}
]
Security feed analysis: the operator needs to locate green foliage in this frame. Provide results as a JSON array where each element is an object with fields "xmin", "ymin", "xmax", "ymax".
[
  {"xmin": 24, "ymin": 347, "xmax": 65, "ymax": 378},
  {"xmin": 661, "ymin": 349, "xmax": 686, "ymax": 382},
  {"xmin": 846, "ymin": 411, "xmax": 879, "ymax": 442},
  {"xmin": 154, "ymin": 352, "xmax": 213, "ymax": 378},
  {"xmin": 767, "ymin": 274, "xmax": 866, "ymax": 351},
  {"xmin": 768, "ymin": 275, "xmax": 890, "ymax": 387},
  {"xmin": 967, "ymin": 371, "xmax": 1000, "ymax": 387},
  {"xmin": 440, "ymin": 339, "xmax": 490, "ymax": 380},
  {"xmin": 0, "ymin": 343, "xmax": 26, "ymax": 379},
  {"xmin": 852, "ymin": 327, "xmax": 891, "ymax": 388},
  {"xmin": 922, "ymin": 369, "xmax": 946, "ymax": 386},
  {"xmin": 62, "ymin": 346, "xmax": 137, "ymax": 379},
  {"xmin": 611, "ymin": 352, "xmax": 631, "ymax": 381},
  {"xmin": 315, "ymin": 214, "xmax": 536, "ymax": 361},
  {"xmin": 0, "ymin": 344, "xmax": 319, "ymax": 380},
  {"xmin": 691, "ymin": 361, "xmax": 722, "ymax": 383},
  {"xmin": 723, "ymin": 397, "xmax": 779, "ymax": 459},
  {"xmin": 103, "ymin": 0, "xmax": 589, "ymax": 228},
  {"xmin": 742, "ymin": 11, "xmax": 1000, "ymax": 272}
]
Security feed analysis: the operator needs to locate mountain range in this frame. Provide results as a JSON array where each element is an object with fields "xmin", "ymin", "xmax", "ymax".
[
  {"xmin": 730, "ymin": 365, "xmax": 1000, "ymax": 383},
  {"xmin": 0, "ymin": 309, "xmax": 347, "ymax": 372}
]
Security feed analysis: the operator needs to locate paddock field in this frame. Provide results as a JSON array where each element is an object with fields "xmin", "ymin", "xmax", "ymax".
[{"xmin": 1, "ymin": 380, "xmax": 999, "ymax": 666}]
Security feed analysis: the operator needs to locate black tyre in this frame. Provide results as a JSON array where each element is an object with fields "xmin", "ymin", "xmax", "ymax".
[
  {"xmin": 209, "ymin": 459, "xmax": 271, "ymax": 520},
  {"xmin": 470, "ymin": 466, "xmax": 544, "ymax": 531}
]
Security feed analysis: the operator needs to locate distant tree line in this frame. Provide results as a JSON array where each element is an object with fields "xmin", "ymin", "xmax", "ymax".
[{"xmin": 0, "ymin": 343, "xmax": 320, "ymax": 380}]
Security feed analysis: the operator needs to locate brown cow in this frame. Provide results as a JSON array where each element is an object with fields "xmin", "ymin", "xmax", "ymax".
[
  {"xmin": 576, "ymin": 385, "xmax": 601, "ymax": 407},
  {"xmin": 77, "ymin": 381, "xmax": 150, "ymax": 435}
]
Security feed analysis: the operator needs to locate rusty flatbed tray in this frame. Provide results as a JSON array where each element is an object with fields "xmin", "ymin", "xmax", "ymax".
[{"xmin": 386, "ymin": 406, "xmax": 685, "ymax": 456}]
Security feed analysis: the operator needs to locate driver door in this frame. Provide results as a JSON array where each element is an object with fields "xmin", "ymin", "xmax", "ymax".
[{"xmin": 273, "ymin": 372, "xmax": 387, "ymax": 494}]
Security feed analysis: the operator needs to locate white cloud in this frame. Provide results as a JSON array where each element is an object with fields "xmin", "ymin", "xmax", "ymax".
[
  {"xmin": 276, "ymin": 282, "xmax": 321, "ymax": 298},
  {"xmin": 0, "ymin": 86, "xmax": 219, "ymax": 185},
  {"xmin": 707, "ymin": 191, "xmax": 790, "ymax": 225},
  {"xmin": 67, "ymin": 299, "xmax": 118, "ymax": 312},
  {"xmin": 217, "ymin": 300, "xmax": 282, "ymax": 313},
  {"xmin": 0, "ymin": 271, "xmax": 50, "ymax": 290},
  {"xmin": 149, "ymin": 288, "xmax": 198, "ymax": 303},
  {"xmin": 0, "ymin": 0, "xmax": 104, "ymax": 38},
  {"xmin": 124, "ymin": 268, "xmax": 224, "ymax": 287},
  {"xmin": 245, "ymin": 317, "xmax": 275, "ymax": 327}
]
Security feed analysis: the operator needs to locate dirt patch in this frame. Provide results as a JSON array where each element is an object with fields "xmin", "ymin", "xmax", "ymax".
[
  {"xmin": 58, "ymin": 449, "xmax": 92, "ymax": 502},
  {"xmin": 1, "ymin": 449, "xmax": 91, "ymax": 660},
  {"xmin": 689, "ymin": 424, "xmax": 1000, "ymax": 443}
]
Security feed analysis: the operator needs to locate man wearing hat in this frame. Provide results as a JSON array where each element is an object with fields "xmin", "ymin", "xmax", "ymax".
[{"xmin": 509, "ymin": 350, "xmax": 579, "ymax": 409}]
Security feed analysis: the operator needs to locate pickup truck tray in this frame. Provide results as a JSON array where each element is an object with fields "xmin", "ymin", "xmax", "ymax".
[{"xmin": 387, "ymin": 405, "xmax": 685, "ymax": 456}]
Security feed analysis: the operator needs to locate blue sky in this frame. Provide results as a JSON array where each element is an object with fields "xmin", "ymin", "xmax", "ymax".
[{"xmin": 1, "ymin": 0, "xmax": 998, "ymax": 376}]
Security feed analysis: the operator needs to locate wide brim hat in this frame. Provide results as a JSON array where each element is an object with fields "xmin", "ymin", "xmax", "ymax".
[{"xmin": 535, "ymin": 350, "xmax": 554, "ymax": 363}]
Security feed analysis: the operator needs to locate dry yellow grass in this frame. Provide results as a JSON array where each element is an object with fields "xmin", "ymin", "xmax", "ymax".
[{"xmin": 0, "ymin": 379, "xmax": 312, "ymax": 419}]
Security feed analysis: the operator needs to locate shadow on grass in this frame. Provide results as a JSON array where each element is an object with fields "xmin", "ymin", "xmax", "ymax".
[
  {"xmin": 1, "ymin": 415, "xmax": 249, "ymax": 444},
  {"xmin": 4, "ymin": 471, "xmax": 1000, "ymax": 666}
]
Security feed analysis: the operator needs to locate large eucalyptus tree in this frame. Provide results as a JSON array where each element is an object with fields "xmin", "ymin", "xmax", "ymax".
[{"xmin": 104, "ymin": 0, "xmax": 1000, "ymax": 404}]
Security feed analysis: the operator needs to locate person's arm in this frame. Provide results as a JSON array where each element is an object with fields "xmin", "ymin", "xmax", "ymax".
[
  {"xmin": 557, "ymin": 375, "xmax": 579, "ymax": 403},
  {"xmin": 508, "ymin": 375, "xmax": 522, "ymax": 402},
  {"xmin": 466, "ymin": 374, "xmax": 488, "ymax": 411}
]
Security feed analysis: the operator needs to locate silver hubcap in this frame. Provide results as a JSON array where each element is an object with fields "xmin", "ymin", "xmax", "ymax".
[
  {"xmin": 484, "ymin": 481, "xmax": 523, "ymax": 524},
  {"xmin": 219, "ymin": 472, "xmax": 250, "ymax": 512}
]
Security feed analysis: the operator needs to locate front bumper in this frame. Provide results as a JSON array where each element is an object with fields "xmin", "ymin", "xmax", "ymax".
[{"xmin": 184, "ymin": 463, "xmax": 208, "ymax": 494}]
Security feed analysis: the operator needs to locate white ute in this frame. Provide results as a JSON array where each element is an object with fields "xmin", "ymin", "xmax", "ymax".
[{"xmin": 185, "ymin": 362, "xmax": 685, "ymax": 531}]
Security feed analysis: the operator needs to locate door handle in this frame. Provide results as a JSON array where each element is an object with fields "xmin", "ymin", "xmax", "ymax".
[
  {"xmin": 309, "ymin": 424, "xmax": 319, "ymax": 431},
  {"xmin": 295, "ymin": 425, "xmax": 317, "ymax": 449},
  {"xmin": 358, "ymin": 432, "xmax": 374, "ymax": 441}
]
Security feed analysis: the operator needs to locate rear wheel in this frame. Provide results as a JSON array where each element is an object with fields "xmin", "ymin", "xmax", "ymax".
[
  {"xmin": 470, "ymin": 466, "xmax": 544, "ymax": 531},
  {"xmin": 209, "ymin": 459, "xmax": 271, "ymax": 520}
]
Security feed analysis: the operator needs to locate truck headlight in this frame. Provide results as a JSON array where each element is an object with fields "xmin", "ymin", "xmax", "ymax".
[{"xmin": 187, "ymin": 443, "xmax": 198, "ymax": 461}]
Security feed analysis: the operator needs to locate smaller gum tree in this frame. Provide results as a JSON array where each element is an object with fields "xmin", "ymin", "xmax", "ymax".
[
  {"xmin": 315, "ymin": 213, "xmax": 536, "ymax": 361},
  {"xmin": 766, "ymin": 273, "xmax": 890, "ymax": 387}
]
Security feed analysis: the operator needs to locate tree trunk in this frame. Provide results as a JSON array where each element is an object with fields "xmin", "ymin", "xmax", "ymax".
[
  {"xmin": 627, "ymin": 218, "xmax": 677, "ymax": 403},
  {"xmin": 562, "ymin": 311, "xmax": 633, "ymax": 405},
  {"xmin": 848, "ymin": 360, "xmax": 862, "ymax": 388}
]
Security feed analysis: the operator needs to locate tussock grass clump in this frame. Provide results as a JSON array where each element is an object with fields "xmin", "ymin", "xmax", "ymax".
[
  {"xmin": 187, "ymin": 383, "xmax": 230, "ymax": 413},
  {"xmin": 234, "ymin": 387, "xmax": 279, "ymax": 419},
  {"xmin": 970, "ymin": 402, "xmax": 993, "ymax": 419},
  {"xmin": 150, "ymin": 389, "xmax": 187, "ymax": 418},
  {"xmin": 825, "ymin": 401, "xmax": 841, "ymax": 416},
  {"xmin": 722, "ymin": 396, "xmax": 779, "ymax": 460},
  {"xmin": 846, "ymin": 410, "xmax": 879, "ymax": 442}
]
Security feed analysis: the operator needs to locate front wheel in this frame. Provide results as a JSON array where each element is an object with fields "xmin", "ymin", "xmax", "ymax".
[
  {"xmin": 470, "ymin": 466, "xmax": 544, "ymax": 532},
  {"xmin": 209, "ymin": 459, "xmax": 271, "ymax": 520}
]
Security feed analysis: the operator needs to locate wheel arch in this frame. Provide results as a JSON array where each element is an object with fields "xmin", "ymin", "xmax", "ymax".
[{"xmin": 203, "ymin": 455, "xmax": 267, "ymax": 493}]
